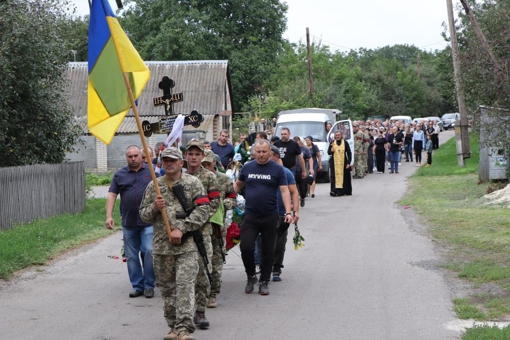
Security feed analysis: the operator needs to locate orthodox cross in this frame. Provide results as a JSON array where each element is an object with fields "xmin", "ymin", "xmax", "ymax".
[
  {"xmin": 144, "ymin": 77, "xmax": 204, "ymax": 137},
  {"xmin": 153, "ymin": 76, "xmax": 183, "ymax": 116}
]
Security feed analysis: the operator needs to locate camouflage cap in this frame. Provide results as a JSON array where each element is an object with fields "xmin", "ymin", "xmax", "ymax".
[
  {"xmin": 352, "ymin": 122, "xmax": 359, "ymax": 127},
  {"xmin": 186, "ymin": 139, "xmax": 204, "ymax": 151},
  {"xmin": 202, "ymin": 149, "xmax": 215, "ymax": 163},
  {"xmin": 160, "ymin": 147, "xmax": 183, "ymax": 160}
]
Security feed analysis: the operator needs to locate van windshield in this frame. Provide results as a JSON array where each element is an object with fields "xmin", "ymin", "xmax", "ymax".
[
  {"xmin": 275, "ymin": 122, "xmax": 326, "ymax": 142},
  {"xmin": 442, "ymin": 113, "xmax": 457, "ymax": 120}
]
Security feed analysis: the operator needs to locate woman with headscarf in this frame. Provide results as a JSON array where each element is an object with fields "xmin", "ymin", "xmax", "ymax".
[
  {"xmin": 305, "ymin": 136, "xmax": 321, "ymax": 198},
  {"xmin": 327, "ymin": 130, "xmax": 352, "ymax": 196}
]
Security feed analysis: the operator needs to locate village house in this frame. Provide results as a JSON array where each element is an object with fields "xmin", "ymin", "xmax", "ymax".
[{"xmin": 65, "ymin": 60, "xmax": 234, "ymax": 172}]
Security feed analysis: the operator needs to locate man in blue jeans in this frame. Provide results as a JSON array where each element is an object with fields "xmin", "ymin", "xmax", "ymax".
[
  {"xmin": 386, "ymin": 126, "xmax": 403, "ymax": 174},
  {"xmin": 106, "ymin": 145, "xmax": 157, "ymax": 298}
]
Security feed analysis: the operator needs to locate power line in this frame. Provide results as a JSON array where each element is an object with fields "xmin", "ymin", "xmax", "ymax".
[
  {"xmin": 297, "ymin": 34, "xmax": 446, "ymax": 51},
  {"xmin": 419, "ymin": 40, "xmax": 446, "ymax": 48},
  {"xmin": 309, "ymin": 34, "xmax": 352, "ymax": 50}
]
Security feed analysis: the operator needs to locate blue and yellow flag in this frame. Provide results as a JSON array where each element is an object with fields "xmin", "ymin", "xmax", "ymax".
[{"xmin": 88, "ymin": 0, "xmax": 150, "ymax": 145}]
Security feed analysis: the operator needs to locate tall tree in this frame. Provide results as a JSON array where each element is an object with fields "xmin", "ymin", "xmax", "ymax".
[
  {"xmin": 455, "ymin": 0, "xmax": 510, "ymax": 112},
  {"xmin": 0, "ymin": 0, "xmax": 81, "ymax": 167},
  {"xmin": 62, "ymin": 16, "xmax": 89, "ymax": 62},
  {"xmin": 249, "ymin": 42, "xmax": 450, "ymax": 121},
  {"xmin": 120, "ymin": 0, "xmax": 288, "ymax": 110}
]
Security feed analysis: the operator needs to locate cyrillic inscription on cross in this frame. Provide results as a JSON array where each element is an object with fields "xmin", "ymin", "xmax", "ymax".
[{"xmin": 153, "ymin": 76, "xmax": 183, "ymax": 116}]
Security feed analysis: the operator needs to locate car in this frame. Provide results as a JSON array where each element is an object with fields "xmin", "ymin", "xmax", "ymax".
[
  {"xmin": 441, "ymin": 113, "xmax": 460, "ymax": 130},
  {"xmin": 390, "ymin": 115, "xmax": 413, "ymax": 126},
  {"xmin": 425, "ymin": 117, "xmax": 444, "ymax": 132},
  {"xmin": 413, "ymin": 117, "xmax": 428, "ymax": 126}
]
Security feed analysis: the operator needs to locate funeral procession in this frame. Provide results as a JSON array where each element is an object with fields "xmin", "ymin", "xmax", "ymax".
[{"xmin": 4, "ymin": 0, "xmax": 510, "ymax": 340}]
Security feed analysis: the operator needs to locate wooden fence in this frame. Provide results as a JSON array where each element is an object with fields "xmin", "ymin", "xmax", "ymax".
[{"xmin": 0, "ymin": 162, "xmax": 86, "ymax": 231}]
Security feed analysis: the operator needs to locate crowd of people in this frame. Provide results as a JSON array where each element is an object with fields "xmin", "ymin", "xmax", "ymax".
[
  {"xmin": 104, "ymin": 117, "xmax": 438, "ymax": 340},
  {"xmin": 349, "ymin": 117, "xmax": 440, "ymax": 176},
  {"xmin": 106, "ymin": 128, "xmax": 315, "ymax": 340}
]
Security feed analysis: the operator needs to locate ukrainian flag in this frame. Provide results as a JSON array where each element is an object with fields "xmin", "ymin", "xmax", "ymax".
[{"xmin": 88, "ymin": 0, "xmax": 150, "ymax": 145}]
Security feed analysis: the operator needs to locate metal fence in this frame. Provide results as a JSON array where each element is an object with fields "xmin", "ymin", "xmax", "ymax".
[{"xmin": 0, "ymin": 162, "xmax": 86, "ymax": 231}]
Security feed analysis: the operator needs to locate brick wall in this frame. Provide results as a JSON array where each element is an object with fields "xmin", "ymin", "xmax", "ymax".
[{"xmin": 65, "ymin": 133, "xmax": 168, "ymax": 173}]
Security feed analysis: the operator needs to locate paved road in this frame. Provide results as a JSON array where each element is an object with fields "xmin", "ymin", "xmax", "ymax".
[{"xmin": 0, "ymin": 131, "xmax": 461, "ymax": 339}]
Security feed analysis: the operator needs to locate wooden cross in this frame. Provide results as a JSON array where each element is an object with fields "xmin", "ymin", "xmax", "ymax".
[{"xmin": 153, "ymin": 76, "xmax": 183, "ymax": 116}]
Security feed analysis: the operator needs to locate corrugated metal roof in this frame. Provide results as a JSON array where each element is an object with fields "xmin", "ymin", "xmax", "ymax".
[{"xmin": 67, "ymin": 60, "xmax": 233, "ymax": 134}]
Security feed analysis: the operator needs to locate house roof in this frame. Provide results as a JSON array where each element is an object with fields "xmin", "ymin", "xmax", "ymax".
[{"xmin": 67, "ymin": 60, "xmax": 233, "ymax": 133}]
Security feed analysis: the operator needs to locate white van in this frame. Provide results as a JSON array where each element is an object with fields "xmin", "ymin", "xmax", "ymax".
[
  {"xmin": 274, "ymin": 108, "xmax": 340, "ymax": 181},
  {"xmin": 390, "ymin": 115, "xmax": 413, "ymax": 126}
]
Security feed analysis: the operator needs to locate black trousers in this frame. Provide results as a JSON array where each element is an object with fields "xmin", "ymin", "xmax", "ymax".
[
  {"xmin": 239, "ymin": 213, "xmax": 278, "ymax": 282},
  {"xmin": 414, "ymin": 141, "xmax": 423, "ymax": 163},
  {"xmin": 273, "ymin": 216, "xmax": 290, "ymax": 274},
  {"xmin": 432, "ymin": 134, "xmax": 439, "ymax": 149},
  {"xmin": 375, "ymin": 147, "xmax": 386, "ymax": 173},
  {"xmin": 427, "ymin": 152, "xmax": 432, "ymax": 165},
  {"xmin": 294, "ymin": 172, "xmax": 307, "ymax": 199}
]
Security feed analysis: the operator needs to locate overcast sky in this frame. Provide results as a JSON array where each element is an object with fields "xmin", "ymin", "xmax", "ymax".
[{"xmin": 73, "ymin": 0, "xmax": 451, "ymax": 52}]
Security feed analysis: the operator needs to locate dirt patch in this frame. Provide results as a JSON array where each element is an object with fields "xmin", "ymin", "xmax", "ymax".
[{"xmin": 484, "ymin": 183, "xmax": 510, "ymax": 208}]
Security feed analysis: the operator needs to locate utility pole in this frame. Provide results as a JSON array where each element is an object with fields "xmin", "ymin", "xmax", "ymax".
[
  {"xmin": 417, "ymin": 53, "xmax": 421, "ymax": 78},
  {"xmin": 446, "ymin": 0, "xmax": 470, "ymax": 166},
  {"xmin": 306, "ymin": 27, "xmax": 314, "ymax": 98}
]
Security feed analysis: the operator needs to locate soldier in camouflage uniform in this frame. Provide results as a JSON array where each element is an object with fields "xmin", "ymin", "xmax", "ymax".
[
  {"xmin": 353, "ymin": 122, "xmax": 365, "ymax": 179},
  {"xmin": 361, "ymin": 125, "xmax": 371, "ymax": 175},
  {"xmin": 201, "ymin": 150, "xmax": 237, "ymax": 308},
  {"xmin": 184, "ymin": 140, "xmax": 220, "ymax": 330},
  {"xmin": 139, "ymin": 147, "xmax": 210, "ymax": 340}
]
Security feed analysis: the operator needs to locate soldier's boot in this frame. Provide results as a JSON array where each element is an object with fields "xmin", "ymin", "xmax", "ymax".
[
  {"xmin": 177, "ymin": 330, "xmax": 194, "ymax": 340},
  {"xmin": 207, "ymin": 296, "xmax": 218, "ymax": 308},
  {"xmin": 163, "ymin": 329, "xmax": 178, "ymax": 340},
  {"xmin": 194, "ymin": 311, "xmax": 210, "ymax": 329}
]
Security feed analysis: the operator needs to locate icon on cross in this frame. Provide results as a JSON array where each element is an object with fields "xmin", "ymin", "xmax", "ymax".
[{"xmin": 153, "ymin": 76, "xmax": 183, "ymax": 116}]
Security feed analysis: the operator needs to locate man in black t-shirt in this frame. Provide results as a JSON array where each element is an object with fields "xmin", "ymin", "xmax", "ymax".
[
  {"xmin": 234, "ymin": 139, "xmax": 293, "ymax": 296},
  {"xmin": 273, "ymin": 127, "xmax": 306, "ymax": 179},
  {"xmin": 385, "ymin": 126, "xmax": 403, "ymax": 174}
]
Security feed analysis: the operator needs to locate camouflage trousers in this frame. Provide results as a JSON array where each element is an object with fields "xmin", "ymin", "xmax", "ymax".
[
  {"xmin": 210, "ymin": 234, "xmax": 226, "ymax": 297},
  {"xmin": 154, "ymin": 252, "xmax": 199, "ymax": 333},
  {"xmin": 195, "ymin": 233, "xmax": 213, "ymax": 312},
  {"xmin": 354, "ymin": 154, "xmax": 365, "ymax": 177},
  {"xmin": 361, "ymin": 153, "xmax": 368, "ymax": 173}
]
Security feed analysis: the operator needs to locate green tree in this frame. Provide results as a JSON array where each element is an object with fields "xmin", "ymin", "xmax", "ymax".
[
  {"xmin": 120, "ymin": 0, "xmax": 288, "ymax": 110},
  {"xmin": 454, "ymin": 0, "xmax": 510, "ymax": 112},
  {"xmin": 249, "ymin": 42, "xmax": 449, "ymax": 121},
  {"xmin": 0, "ymin": 0, "xmax": 81, "ymax": 167},
  {"xmin": 62, "ymin": 16, "xmax": 89, "ymax": 62}
]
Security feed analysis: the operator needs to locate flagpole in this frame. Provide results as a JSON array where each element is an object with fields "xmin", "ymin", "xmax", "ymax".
[{"xmin": 120, "ymin": 73, "xmax": 174, "ymax": 240}]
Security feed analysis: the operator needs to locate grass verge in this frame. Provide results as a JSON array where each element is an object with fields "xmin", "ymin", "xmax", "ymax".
[
  {"xmin": 0, "ymin": 198, "xmax": 116, "ymax": 280},
  {"xmin": 86, "ymin": 172, "xmax": 114, "ymax": 186},
  {"xmin": 400, "ymin": 133, "xmax": 510, "ymax": 337}
]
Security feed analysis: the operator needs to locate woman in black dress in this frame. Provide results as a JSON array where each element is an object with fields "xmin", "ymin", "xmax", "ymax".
[{"xmin": 374, "ymin": 129, "xmax": 387, "ymax": 173}]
